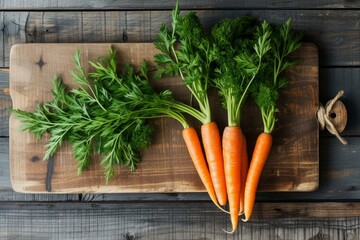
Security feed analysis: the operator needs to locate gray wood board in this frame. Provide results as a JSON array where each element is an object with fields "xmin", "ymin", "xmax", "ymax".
[
  {"xmin": 0, "ymin": 0, "xmax": 359, "ymax": 10},
  {"xmin": 0, "ymin": 202, "xmax": 360, "ymax": 240},
  {"xmin": 319, "ymin": 68, "xmax": 360, "ymax": 136},
  {"xmin": 0, "ymin": 69, "xmax": 11, "ymax": 137},
  {"xmin": 0, "ymin": 10, "xmax": 359, "ymax": 67}
]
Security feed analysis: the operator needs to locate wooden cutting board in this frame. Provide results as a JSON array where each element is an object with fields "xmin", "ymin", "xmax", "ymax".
[{"xmin": 9, "ymin": 43, "xmax": 319, "ymax": 193}]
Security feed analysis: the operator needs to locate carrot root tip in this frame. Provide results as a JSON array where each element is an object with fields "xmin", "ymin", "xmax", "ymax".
[
  {"xmin": 222, "ymin": 227, "xmax": 237, "ymax": 234},
  {"xmin": 214, "ymin": 204, "xmax": 231, "ymax": 215}
]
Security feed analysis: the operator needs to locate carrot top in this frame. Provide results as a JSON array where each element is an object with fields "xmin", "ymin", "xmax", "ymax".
[
  {"xmin": 154, "ymin": 0, "xmax": 214, "ymax": 124},
  {"xmin": 13, "ymin": 47, "xmax": 197, "ymax": 182},
  {"xmin": 250, "ymin": 19, "xmax": 302, "ymax": 133},
  {"xmin": 211, "ymin": 19, "xmax": 272, "ymax": 127}
]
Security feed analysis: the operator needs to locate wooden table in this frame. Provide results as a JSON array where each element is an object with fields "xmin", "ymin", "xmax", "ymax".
[{"xmin": 0, "ymin": 1, "xmax": 359, "ymax": 239}]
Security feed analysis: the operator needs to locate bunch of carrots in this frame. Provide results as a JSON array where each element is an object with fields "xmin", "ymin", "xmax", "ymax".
[{"xmin": 155, "ymin": 1, "xmax": 302, "ymax": 233}]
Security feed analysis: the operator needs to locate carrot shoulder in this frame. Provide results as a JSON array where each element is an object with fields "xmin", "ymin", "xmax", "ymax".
[
  {"xmin": 201, "ymin": 122, "xmax": 227, "ymax": 206},
  {"xmin": 223, "ymin": 126, "xmax": 243, "ymax": 233},
  {"xmin": 243, "ymin": 132, "xmax": 273, "ymax": 222}
]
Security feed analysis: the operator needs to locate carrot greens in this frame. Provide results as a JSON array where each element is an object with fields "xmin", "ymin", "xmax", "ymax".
[
  {"xmin": 244, "ymin": 19, "xmax": 302, "ymax": 222},
  {"xmin": 154, "ymin": 0, "xmax": 214, "ymax": 124},
  {"xmin": 13, "ymin": 48, "xmax": 190, "ymax": 182},
  {"xmin": 212, "ymin": 18, "xmax": 272, "ymax": 127},
  {"xmin": 250, "ymin": 19, "xmax": 302, "ymax": 133}
]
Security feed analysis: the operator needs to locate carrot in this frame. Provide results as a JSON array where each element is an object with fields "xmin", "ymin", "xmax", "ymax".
[
  {"xmin": 222, "ymin": 126, "xmax": 243, "ymax": 233},
  {"xmin": 211, "ymin": 18, "xmax": 272, "ymax": 232},
  {"xmin": 239, "ymin": 132, "xmax": 248, "ymax": 215},
  {"xmin": 243, "ymin": 133, "xmax": 272, "ymax": 222},
  {"xmin": 155, "ymin": 2, "xmax": 228, "ymax": 209},
  {"xmin": 201, "ymin": 122, "xmax": 227, "ymax": 206},
  {"xmin": 182, "ymin": 127, "xmax": 229, "ymax": 213},
  {"xmin": 244, "ymin": 19, "xmax": 301, "ymax": 222}
]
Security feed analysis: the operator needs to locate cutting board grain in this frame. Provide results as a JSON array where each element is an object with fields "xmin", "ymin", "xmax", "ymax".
[{"xmin": 9, "ymin": 43, "xmax": 319, "ymax": 193}]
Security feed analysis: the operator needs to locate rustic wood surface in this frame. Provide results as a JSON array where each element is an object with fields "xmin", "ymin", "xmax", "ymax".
[
  {"xmin": 0, "ymin": 0, "xmax": 360, "ymax": 238},
  {"xmin": 0, "ymin": 0, "xmax": 359, "ymax": 10},
  {"xmin": 0, "ymin": 10, "xmax": 359, "ymax": 67},
  {"xmin": 9, "ymin": 43, "xmax": 318, "ymax": 193},
  {"xmin": 0, "ymin": 202, "xmax": 360, "ymax": 240}
]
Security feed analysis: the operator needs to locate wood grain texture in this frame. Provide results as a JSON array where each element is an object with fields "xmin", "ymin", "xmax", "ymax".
[
  {"xmin": 0, "ymin": 138, "xmax": 11, "ymax": 191},
  {"xmin": 3, "ymin": 137, "xmax": 360, "ymax": 202},
  {"xmin": 256, "ymin": 136, "xmax": 360, "ymax": 201},
  {"xmin": 82, "ymin": 137, "xmax": 360, "ymax": 202},
  {"xmin": 0, "ymin": 0, "xmax": 359, "ymax": 10},
  {"xmin": 1, "ymin": 202, "xmax": 360, "ymax": 239},
  {"xmin": 3, "ymin": 67, "xmax": 360, "ymax": 137},
  {"xmin": 0, "ymin": 138, "xmax": 79, "ymax": 201},
  {"xmin": 10, "ymin": 61, "xmax": 360, "ymax": 202},
  {"xmin": 0, "ymin": 69, "xmax": 11, "ymax": 137},
  {"xmin": 0, "ymin": 10, "xmax": 359, "ymax": 67},
  {"xmin": 320, "ymin": 68, "xmax": 360, "ymax": 136},
  {"xmin": 0, "ymin": 1, "xmax": 359, "ymax": 238},
  {"xmin": 9, "ymin": 43, "xmax": 318, "ymax": 194}
]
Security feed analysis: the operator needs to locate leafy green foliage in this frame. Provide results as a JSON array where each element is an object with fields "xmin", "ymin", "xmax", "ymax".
[
  {"xmin": 250, "ymin": 19, "xmax": 302, "ymax": 133},
  {"xmin": 211, "ymin": 17, "xmax": 271, "ymax": 126},
  {"xmin": 154, "ymin": 0, "xmax": 211, "ymax": 124},
  {"xmin": 12, "ymin": 48, "xmax": 189, "ymax": 183}
]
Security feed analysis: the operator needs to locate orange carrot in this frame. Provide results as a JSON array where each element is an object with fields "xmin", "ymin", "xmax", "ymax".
[
  {"xmin": 243, "ymin": 19, "xmax": 301, "ymax": 222},
  {"xmin": 239, "ymin": 132, "xmax": 248, "ymax": 215},
  {"xmin": 182, "ymin": 127, "xmax": 228, "ymax": 213},
  {"xmin": 201, "ymin": 122, "xmax": 227, "ymax": 206},
  {"xmin": 243, "ymin": 132, "xmax": 272, "ymax": 222},
  {"xmin": 222, "ymin": 126, "xmax": 243, "ymax": 233}
]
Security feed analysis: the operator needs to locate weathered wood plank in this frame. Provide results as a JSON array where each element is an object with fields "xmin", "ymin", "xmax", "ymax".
[
  {"xmin": 2, "ymin": 202, "xmax": 360, "ymax": 219},
  {"xmin": 256, "ymin": 136, "xmax": 360, "ymax": 201},
  {"xmin": 2, "ymin": 12, "xmax": 28, "ymax": 68},
  {"xmin": 0, "ymin": 69, "xmax": 10, "ymax": 137},
  {"xmin": 0, "ymin": 12, "xmax": 3, "ymax": 66},
  {"xmin": 0, "ymin": 0, "xmax": 359, "ymax": 10},
  {"xmin": 319, "ymin": 68, "xmax": 360, "ymax": 136},
  {"xmin": 0, "ymin": 138, "xmax": 79, "ymax": 201},
  {"xmin": 0, "ymin": 202, "xmax": 360, "ymax": 239},
  {"xmin": 0, "ymin": 10, "xmax": 359, "ymax": 67},
  {"xmin": 0, "ymin": 191, "xmax": 79, "ymax": 201},
  {"xmin": 0, "ymin": 138, "xmax": 10, "ymax": 189}
]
